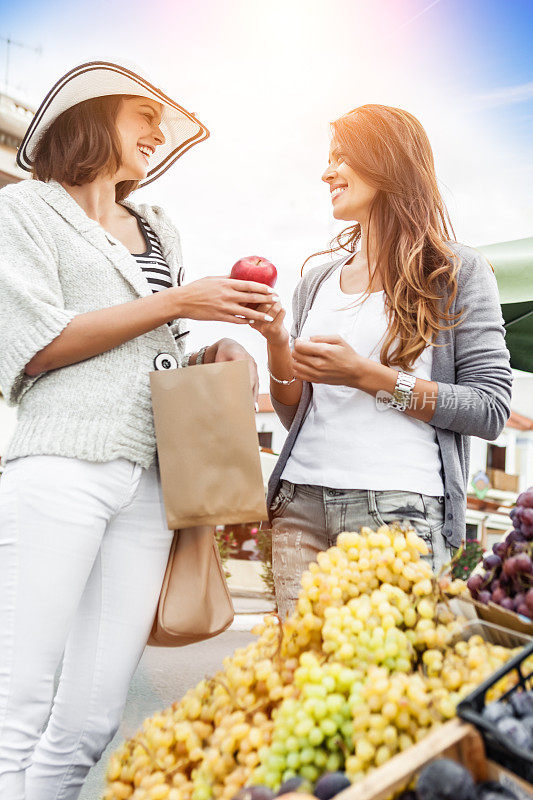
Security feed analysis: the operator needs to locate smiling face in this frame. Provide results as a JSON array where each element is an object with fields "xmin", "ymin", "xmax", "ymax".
[
  {"xmin": 113, "ymin": 96, "xmax": 165, "ymax": 182},
  {"xmin": 322, "ymin": 140, "xmax": 378, "ymax": 224}
]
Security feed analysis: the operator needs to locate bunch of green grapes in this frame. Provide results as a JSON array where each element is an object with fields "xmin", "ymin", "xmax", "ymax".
[
  {"xmin": 322, "ymin": 585, "xmax": 414, "ymax": 671},
  {"xmin": 253, "ymin": 652, "xmax": 361, "ymax": 790},
  {"xmin": 346, "ymin": 667, "xmax": 442, "ymax": 784},
  {"xmin": 282, "ymin": 526, "xmax": 438, "ymax": 660}
]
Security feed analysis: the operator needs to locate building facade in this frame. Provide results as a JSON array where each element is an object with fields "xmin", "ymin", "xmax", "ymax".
[{"xmin": 0, "ymin": 91, "xmax": 34, "ymax": 186}]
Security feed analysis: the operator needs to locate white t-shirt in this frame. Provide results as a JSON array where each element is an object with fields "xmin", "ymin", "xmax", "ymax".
[{"xmin": 281, "ymin": 259, "xmax": 445, "ymax": 495}]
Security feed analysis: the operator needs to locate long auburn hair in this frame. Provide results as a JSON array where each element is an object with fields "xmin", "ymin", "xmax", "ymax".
[
  {"xmin": 31, "ymin": 95, "xmax": 140, "ymax": 202},
  {"xmin": 307, "ymin": 104, "xmax": 462, "ymax": 371}
]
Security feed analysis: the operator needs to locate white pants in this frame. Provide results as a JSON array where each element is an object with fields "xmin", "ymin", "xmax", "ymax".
[{"xmin": 0, "ymin": 455, "xmax": 174, "ymax": 800}]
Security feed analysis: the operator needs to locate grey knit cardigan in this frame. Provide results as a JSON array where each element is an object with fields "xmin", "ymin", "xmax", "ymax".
[
  {"xmin": 267, "ymin": 243, "xmax": 513, "ymax": 548},
  {"xmin": 0, "ymin": 178, "xmax": 188, "ymax": 469}
]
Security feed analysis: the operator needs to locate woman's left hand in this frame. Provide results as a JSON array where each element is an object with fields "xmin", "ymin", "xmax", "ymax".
[
  {"xmin": 213, "ymin": 338, "xmax": 259, "ymax": 402},
  {"xmin": 292, "ymin": 334, "xmax": 365, "ymax": 386}
]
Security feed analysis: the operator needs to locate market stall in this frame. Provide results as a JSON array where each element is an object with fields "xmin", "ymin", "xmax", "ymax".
[{"xmin": 100, "ymin": 505, "xmax": 533, "ymax": 800}]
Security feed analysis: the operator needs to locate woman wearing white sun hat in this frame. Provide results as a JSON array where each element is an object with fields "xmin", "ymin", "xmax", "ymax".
[{"xmin": 0, "ymin": 58, "xmax": 276, "ymax": 800}]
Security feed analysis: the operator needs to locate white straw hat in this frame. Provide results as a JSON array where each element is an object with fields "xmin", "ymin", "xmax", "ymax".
[{"xmin": 16, "ymin": 58, "xmax": 210, "ymax": 187}]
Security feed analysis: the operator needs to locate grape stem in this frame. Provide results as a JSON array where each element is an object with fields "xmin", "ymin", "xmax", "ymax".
[
  {"xmin": 271, "ymin": 612, "xmax": 285, "ymax": 663},
  {"xmin": 445, "ymin": 543, "xmax": 464, "ymax": 577},
  {"xmin": 334, "ymin": 735, "xmax": 350, "ymax": 758},
  {"xmin": 163, "ymin": 757, "xmax": 194, "ymax": 784},
  {"xmin": 137, "ymin": 735, "xmax": 167, "ymax": 773},
  {"xmin": 208, "ymin": 676, "xmax": 271, "ymax": 722},
  {"xmin": 137, "ymin": 733, "xmax": 194, "ymax": 786}
]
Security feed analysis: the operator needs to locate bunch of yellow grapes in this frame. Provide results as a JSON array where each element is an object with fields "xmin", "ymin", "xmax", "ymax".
[
  {"xmin": 103, "ymin": 616, "xmax": 293, "ymax": 800},
  {"xmin": 423, "ymin": 634, "xmax": 533, "ymax": 709},
  {"xmin": 322, "ymin": 585, "xmax": 415, "ymax": 671},
  {"xmin": 282, "ymin": 528, "xmax": 446, "ymax": 659},
  {"xmin": 347, "ymin": 667, "xmax": 442, "ymax": 782},
  {"xmin": 344, "ymin": 635, "xmax": 526, "ymax": 785}
]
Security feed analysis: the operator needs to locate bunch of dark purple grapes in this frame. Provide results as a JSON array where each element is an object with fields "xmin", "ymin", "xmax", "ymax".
[{"xmin": 467, "ymin": 488, "xmax": 533, "ymax": 618}]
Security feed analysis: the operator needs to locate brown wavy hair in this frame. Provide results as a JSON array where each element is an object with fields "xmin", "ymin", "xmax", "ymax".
[
  {"xmin": 31, "ymin": 95, "xmax": 139, "ymax": 202},
  {"xmin": 306, "ymin": 104, "xmax": 462, "ymax": 371}
]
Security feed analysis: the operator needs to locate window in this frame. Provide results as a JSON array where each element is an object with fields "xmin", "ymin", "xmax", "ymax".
[
  {"xmin": 487, "ymin": 444, "xmax": 506, "ymax": 472},
  {"xmin": 258, "ymin": 431, "xmax": 273, "ymax": 449},
  {"xmin": 466, "ymin": 522, "xmax": 480, "ymax": 540}
]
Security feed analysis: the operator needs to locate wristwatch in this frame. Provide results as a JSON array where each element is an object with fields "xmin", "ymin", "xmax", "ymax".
[{"xmin": 388, "ymin": 371, "xmax": 417, "ymax": 412}]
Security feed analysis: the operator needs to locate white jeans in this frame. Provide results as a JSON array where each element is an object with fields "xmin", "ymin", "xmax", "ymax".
[{"xmin": 0, "ymin": 455, "xmax": 174, "ymax": 800}]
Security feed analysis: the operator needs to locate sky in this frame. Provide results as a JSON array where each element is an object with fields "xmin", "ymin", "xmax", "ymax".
[{"xmin": 1, "ymin": 0, "xmax": 532, "ymax": 389}]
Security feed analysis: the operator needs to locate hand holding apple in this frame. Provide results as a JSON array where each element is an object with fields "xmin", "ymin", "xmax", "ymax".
[
  {"xmin": 230, "ymin": 256, "xmax": 277, "ymax": 288},
  {"xmin": 230, "ymin": 256, "xmax": 287, "ymax": 343},
  {"xmin": 248, "ymin": 298, "xmax": 289, "ymax": 347}
]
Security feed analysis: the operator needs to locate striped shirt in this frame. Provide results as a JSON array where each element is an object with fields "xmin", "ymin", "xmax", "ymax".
[
  {"xmin": 128, "ymin": 207, "xmax": 174, "ymax": 292},
  {"xmin": 126, "ymin": 207, "xmax": 188, "ymax": 345}
]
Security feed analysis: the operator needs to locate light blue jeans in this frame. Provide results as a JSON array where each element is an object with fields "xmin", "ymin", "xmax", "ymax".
[
  {"xmin": 270, "ymin": 481, "xmax": 451, "ymax": 618},
  {"xmin": 0, "ymin": 455, "xmax": 174, "ymax": 800}
]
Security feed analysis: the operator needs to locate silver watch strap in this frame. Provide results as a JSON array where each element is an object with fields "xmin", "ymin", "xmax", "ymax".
[{"xmin": 389, "ymin": 371, "xmax": 416, "ymax": 411}]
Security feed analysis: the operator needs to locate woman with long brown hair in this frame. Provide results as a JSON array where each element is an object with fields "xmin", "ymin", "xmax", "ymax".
[{"xmin": 251, "ymin": 104, "xmax": 512, "ymax": 618}]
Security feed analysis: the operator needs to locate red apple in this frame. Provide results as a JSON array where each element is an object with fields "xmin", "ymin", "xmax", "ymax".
[{"xmin": 230, "ymin": 256, "xmax": 277, "ymax": 288}]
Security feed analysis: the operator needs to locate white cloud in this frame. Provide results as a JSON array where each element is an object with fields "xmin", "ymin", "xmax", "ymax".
[{"xmin": 470, "ymin": 81, "xmax": 533, "ymax": 111}]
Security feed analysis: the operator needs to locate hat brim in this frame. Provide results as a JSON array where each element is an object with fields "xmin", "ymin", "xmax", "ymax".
[{"xmin": 16, "ymin": 60, "xmax": 210, "ymax": 188}]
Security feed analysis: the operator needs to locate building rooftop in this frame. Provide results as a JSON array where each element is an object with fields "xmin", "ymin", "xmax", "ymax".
[
  {"xmin": 257, "ymin": 394, "xmax": 274, "ymax": 413},
  {"xmin": 507, "ymin": 410, "xmax": 533, "ymax": 431}
]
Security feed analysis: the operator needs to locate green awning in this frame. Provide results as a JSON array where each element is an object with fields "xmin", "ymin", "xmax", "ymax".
[{"xmin": 478, "ymin": 237, "xmax": 533, "ymax": 373}]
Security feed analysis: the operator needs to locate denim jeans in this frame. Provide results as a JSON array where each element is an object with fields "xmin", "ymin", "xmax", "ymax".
[
  {"xmin": 270, "ymin": 481, "xmax": 451, "ymax": 618},
  {"xmin": 0, "ymin": 455, "xmax": 174, "ymax": 800}
]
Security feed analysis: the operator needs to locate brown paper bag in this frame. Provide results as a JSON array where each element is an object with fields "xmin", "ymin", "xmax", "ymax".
[{"xmin": 150, "ymin": 359, "xmax": 268, "ymax": 528}]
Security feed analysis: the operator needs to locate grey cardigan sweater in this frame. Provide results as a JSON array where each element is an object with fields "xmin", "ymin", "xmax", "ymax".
[
  {"xmin": 267, "ymin": 243, "xmax": 513, "ymax": 548},
  {"xmin": 0, "ymin": 178, "xmax": 188, "ymax": 469}
]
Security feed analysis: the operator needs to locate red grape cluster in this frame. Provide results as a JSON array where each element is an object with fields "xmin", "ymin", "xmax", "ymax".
[{"xmin": 467, "ymin": 488, "xmax": 533, "ymax": 618}]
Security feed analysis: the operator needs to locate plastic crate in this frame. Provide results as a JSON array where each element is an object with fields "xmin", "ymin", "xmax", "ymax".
[{"xmin": 457, "ymin": 639, "xmax": 533, "ymax": 783}]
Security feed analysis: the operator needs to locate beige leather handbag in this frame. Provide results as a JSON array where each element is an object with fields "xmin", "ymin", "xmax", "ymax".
[{"xmin": 147, "ymin": 526, "xmax": 234, "ymax": 647}]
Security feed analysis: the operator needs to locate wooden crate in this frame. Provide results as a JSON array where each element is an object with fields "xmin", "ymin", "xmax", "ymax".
[
  {"xmin": 335, "ymin": 719, "xmax": 533, "ymax": 800},
  {"xmin": 487, "ymin": 468, "xmax": 520, "ymax": 492},
  {"xmin": 467, "ymin": 596, "xmax": 533, "ymax": 638}
]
